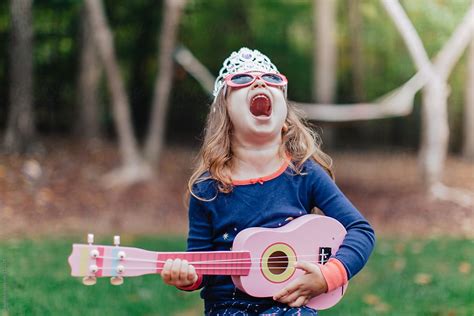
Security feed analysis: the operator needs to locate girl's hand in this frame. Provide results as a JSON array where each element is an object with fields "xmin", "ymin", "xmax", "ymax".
[
  {"xmin": 272, "ymin": 261, "xmax": 328, "ymax": 307},
  {"xmin": 160, "ymin": 258, "xmax": 198, "ymax": 288}
]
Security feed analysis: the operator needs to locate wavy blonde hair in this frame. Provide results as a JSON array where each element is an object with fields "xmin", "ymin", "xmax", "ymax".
[{"xmin": 187, "ymin": 88, "xmax": 334, "ymax": 200}]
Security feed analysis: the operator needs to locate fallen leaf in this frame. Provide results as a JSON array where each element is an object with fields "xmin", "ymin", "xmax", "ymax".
[
  {"xmin": 374, "ymin": 302, "xmax": 391, "ymax": 312},
  {"xmin": 411, "ymin": 242, "xmax": 424, "ymax": 254},
  {"xmin": 414, "ymin": 273, "xmax": 432, "ymax": 285},
  {"xmin": 363, "ymin": 294, "xmax": 380, "ymax": 305},
  {"xmin": 392, "ymin": 258, "xmax": 406, "ymax": 271},
  {"xmin": 394, "ymin": 242, "xmax": 405, "ymax": 254},
  {"xmin": 458, "ymin": 262, "xmax": 471, "ymax": 274}
]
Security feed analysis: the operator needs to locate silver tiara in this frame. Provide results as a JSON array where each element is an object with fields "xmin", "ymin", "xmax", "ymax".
[{"xmin": 213, "ymin": 47, "xmax": 280, "ymax": 97}]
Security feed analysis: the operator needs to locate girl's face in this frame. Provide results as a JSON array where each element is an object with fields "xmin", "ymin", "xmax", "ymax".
[{"xmin": 226, "ymin": 71, "xmax": 287, "ymax": 144}]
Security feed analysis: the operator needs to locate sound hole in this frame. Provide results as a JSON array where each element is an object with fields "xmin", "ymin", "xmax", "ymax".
[{"xmin": 268, "ymin": 251, "xmax": 288, "ymax": 275}]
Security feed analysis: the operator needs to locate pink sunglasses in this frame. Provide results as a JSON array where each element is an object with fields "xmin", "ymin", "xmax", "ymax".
[{"xmin": 224, "ymin": 72, "xmax": 288, "ymax": 88}]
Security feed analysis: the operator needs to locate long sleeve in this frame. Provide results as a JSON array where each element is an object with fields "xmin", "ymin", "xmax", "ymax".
[
  {"xmin": 309, "ymin": 162, "xmax": 375, "ymax": 279},
  {"xmin": 187, "ymin": 194, "xmax": 214, "ymax": 252},
  {"xmin": 179, "ymin": 194, "xmax": 214, "ymax": 291}
]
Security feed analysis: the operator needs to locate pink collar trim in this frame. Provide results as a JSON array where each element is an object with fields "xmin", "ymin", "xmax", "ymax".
[{"xmin": 232, "ymin": 160, "xmax": 289, "ymax": 186}]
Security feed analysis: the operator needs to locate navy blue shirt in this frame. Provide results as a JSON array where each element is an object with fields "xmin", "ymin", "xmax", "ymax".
[{"xmin": 186, "ymin": 159, "xmax": 375, "ymax": 305}]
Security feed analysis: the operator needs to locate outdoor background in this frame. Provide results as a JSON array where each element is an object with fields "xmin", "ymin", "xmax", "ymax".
[{"xmin": 0, "ymin": 0, "xmax": 473, "ymax": 315}]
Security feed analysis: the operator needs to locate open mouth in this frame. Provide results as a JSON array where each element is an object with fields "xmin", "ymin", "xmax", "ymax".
[{"xmin": 250, "ymin": 94, "xmax": 272, "ymax": 117}]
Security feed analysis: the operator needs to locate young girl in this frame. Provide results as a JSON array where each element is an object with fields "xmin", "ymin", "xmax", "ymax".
[{"xmin": 161, "ymin": 47, "xmax": 375, "ymax": 315}]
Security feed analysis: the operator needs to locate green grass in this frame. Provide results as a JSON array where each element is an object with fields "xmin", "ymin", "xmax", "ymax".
[
  {"xmin": 0, "ymin": 237, "xmax": 473, "ymax": 315},
  {"xmin": 0, "ymin": 236, "xmax": 202, "ymax": 316},
  {"xmin": 324, "ymin": 238, "xmax": 474, "ymax": 316}
]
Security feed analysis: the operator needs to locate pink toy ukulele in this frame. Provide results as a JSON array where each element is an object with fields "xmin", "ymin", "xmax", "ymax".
[{"xmin": 68, "ymin": 214, "xmax": 348, "ymax": 310}]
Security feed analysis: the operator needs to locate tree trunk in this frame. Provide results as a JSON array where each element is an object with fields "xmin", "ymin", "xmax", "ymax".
[
  {"xmin": 462, "ymin": 38, "xmax": 474, "ymax": 160},
  {"xmin": 313, "ymin": 0, "xmax": 337, "ymax": 148},
  {"xmin": 381, "ymin": 0, "xmax": 474, "ymax": 188},
  {"xmin": 144, "ymin": 0, "xmax": 186, "ymax": 164},
  {"xmin": 348, "ymin": 0, "xmax": 365, "ymax": 102},
  {"xmin": 313, "ymin": 0, "xmax": 337, "ymax": 103},
  {"xmin": 420, "ymin": 4, "xmax": 474, "ymax": 185},
  {"xmin": 173, "ymin": 45, "xmax": 215, "ymax": 95},
  {"xmin": 3, "ymin": 0, "xmax": 34, "ymax": 153},
  {"xmin": 76, "ymin": 6, "xmax": 102, "ymax": 140},
  {"xmin": 84, "ymin": 0, "xmax": 150, "ymax": 185},
  {"xmin": 419, "ymin": 81, "xmax": 450, "ymax": 185}
]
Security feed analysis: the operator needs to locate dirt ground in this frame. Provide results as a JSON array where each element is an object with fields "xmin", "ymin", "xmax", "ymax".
[{"xmin": 1, "ymin": 139, "xmax": 473, "ymax": 240}]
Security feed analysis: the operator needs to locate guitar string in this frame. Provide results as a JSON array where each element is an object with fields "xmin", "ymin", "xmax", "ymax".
[
  {"xmin": 93, "ymin": 254, "xmax": 325, "ymax": 266},
  {"xmin": 94, "ymin": 266, "xmax": 298, "ymax": 271},
  {"xmin": 93, "ymin": 254, "xmax": 262, "ymax": 264},
  {"xmin": 86, "ymin": 254, "xmax": 332, "ymax": 274}
]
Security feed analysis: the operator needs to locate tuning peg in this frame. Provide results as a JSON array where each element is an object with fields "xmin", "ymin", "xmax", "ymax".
[
  {"xmin": 114, "ymin": 235, "xmax": 120, "ymax": 246},
  {"xmin": 110, "ymin": 276, "xmax": 123, "ymax": 286},
  {"xmin": 88, "ymin": 233, "xmax": 94, "ymax": 245},
  {"xmin": 90, "ymin": 249, "xmax": 100, "ymax": 259},
  {"xmin": 117, "ymin": 251, "xmax": 126, "ymax": 260},
  {"xmin": 116, "ymin": 265, "xmax": 124, "ymax": 274},
  {"xmin": 82, "ymin": 276, "xmax": 97, "ymax": 286},
  {"xmin": 89, "ymin": 265, "xmax": 99, "ymax": 274}
]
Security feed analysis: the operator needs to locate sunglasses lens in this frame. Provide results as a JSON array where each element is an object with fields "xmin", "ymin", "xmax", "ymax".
[
  {"xmin": 230, "ymin": 74, "xmax": 254, "ymax": 85},
  {"xmin": 261, "ymin": 74, "xmax": 284, "ymax": 84}
]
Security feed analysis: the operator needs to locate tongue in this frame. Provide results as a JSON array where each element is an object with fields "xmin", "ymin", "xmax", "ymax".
[{"xmin": 250, "ymin": 95, "xmax": 272, "ymax": 117}]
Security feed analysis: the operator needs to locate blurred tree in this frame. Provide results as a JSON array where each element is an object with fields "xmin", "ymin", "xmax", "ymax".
[
  {"xmin": 418, "ymin": 5, "xmax": 474, "ymax": 189},
  {"xmin": 125, "ymin": 1, "xmax": 162, "ymax": 140},
  {"xmin": 463, "ymin": 36, "xmax": 474, "ymax": 160},
  {"xmin": 382, "ymin": 0, "xmax": 474, "ymax": 207},
  {"xmin": 144, "ymin": 0, "xmax": 187, "ymax": 165},
  {"xmin": 75, "ymin": 5, "xmax": 102, "ymax": 141},
  {"xmin": 0, "ymin": 0, "xmax": 471, "ymax": 154},
  {"xmin": 85, "ymin": 0, "xmax": 150, "ymax": 186},
  {"xmin": 348, "ymin": 0, "xmax": 371, "ymax": 148},
  {"xmin": 313, "ymin": 0, "xmax": 337, "ymax": 148},
  {"xmin": 348, "ymin": 0, "xmax": 365, "ymax": 102},
  {"xmin": 3, "ymin": 0, "xmax": 34, "ymax": 153}
]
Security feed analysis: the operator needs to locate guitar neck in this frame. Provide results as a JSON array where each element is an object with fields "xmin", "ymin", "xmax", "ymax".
[
  {"xmin": 68, "ymin": 244, "xmax": 252, "ymax": 278},
  {"xmin": 156, "ymin": 251, "xmax": 251, "ymax": 276}
]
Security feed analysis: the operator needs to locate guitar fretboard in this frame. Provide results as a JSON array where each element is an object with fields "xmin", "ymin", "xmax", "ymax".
[{"xmin": 156, "ymin": 251, "xmax": 251, "ymax": 276}]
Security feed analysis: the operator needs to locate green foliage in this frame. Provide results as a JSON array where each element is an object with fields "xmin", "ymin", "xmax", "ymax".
[
  {"xmin": 0, "ymin": 1, "xmax": 10, "ymax": 126},
  {"xmin": 31, "ymin": 0, "xmax": 82, "ymax": 132},
  {"xmin": 0, "ymin": 0, "xmax": 471, "ymax": 150}
]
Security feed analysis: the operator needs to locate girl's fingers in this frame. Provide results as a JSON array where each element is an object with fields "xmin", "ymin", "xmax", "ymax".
[
  {"xmin": 187, "ymin": 264, "xmax": 197, "ymax": 282},
  {"xmin": 162, "ymin": 259, "xmax": 198, "ymax": 287},
  {"xmin": 294, "ymin": 261, "xmax": 318, "ymax": 274},
  {"xmin": 161, "ymin": 259, "xmax": 173, "ymax": 281},
  {"xmin": 273, "ymin": 281, "xmax": 300, "ymax": 300},
  {"xmin": 276, "ymin": 289, "xmax": 301, "ymax": 304},
  {"xmin": 170, "ymin": 258, "xmax": 182, "ymax": 280},
  {"xmin": 289, "ymin": 296, "xmax": 307, "ymax": 308},
  {"xmin": 179, "ymin": 260, "xmax": 189, "ymax": 282},
  {"xmin": 273, "ymin": 288, "xmax": 288, "ymax": 301}
]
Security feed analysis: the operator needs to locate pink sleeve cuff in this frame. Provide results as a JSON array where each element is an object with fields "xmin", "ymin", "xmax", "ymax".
[
  {"xmin": 318, "ymin": 258, "xmax": 348, "ymax": 292},
  {"xmin": 176, "ymin": 274, "xmax": 203, "ymax": 291}
]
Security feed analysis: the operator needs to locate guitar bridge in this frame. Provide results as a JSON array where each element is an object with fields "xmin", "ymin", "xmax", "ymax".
[{"xmin": 318, "ymin": 247, "xmax": 332, "ymax": 264}]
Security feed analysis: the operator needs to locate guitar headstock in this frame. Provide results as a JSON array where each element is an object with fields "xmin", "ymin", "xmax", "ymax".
[{"xmin": 68, "ymin": 234, "xmax": 160, "ymax": 286}]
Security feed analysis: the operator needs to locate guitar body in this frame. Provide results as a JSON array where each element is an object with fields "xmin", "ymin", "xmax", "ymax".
[
  {"xmin": 231, "ymin": 215, "xmax": 347, "ymax": 310},
  {"xmin": 69, "ymin": 214, "xmax": 347, "ymax": 310}
]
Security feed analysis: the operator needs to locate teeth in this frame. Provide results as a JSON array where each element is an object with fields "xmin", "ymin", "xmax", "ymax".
[{"xmin": 251, "ymin": 94, "xmax": 269, "ymax": 102}]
